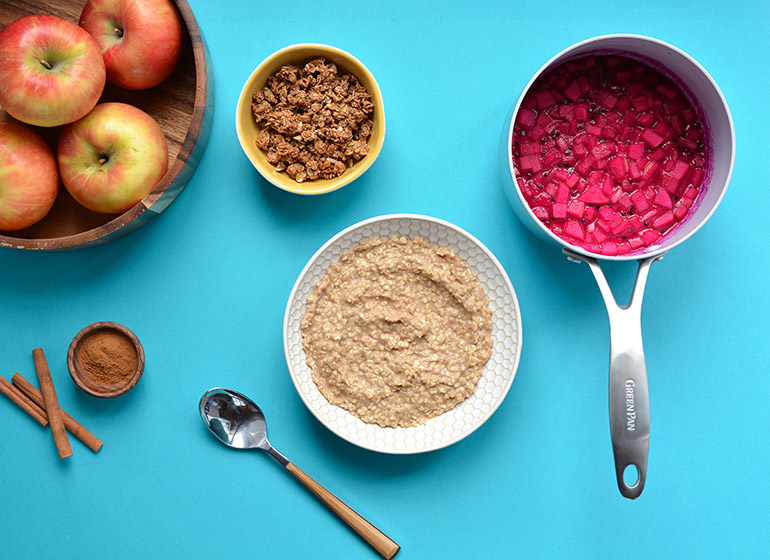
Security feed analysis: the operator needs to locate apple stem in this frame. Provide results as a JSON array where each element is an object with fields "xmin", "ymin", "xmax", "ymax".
[
  {"xmin": 39, "ymin": 59, "xmax": 53, "ymax": 70},
  {"xmin": 99, "ymin": 157, "xmax": 108, "ymax": 164},
  {"xmin": 114, "ymin": 27, "xmax": 124, "ymax": 38}
]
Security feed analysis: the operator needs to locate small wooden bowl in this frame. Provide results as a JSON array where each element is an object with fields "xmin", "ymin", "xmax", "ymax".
[
  {"xmin": 0, "ymin": 0, "xmax": 213, "ymax": 250},
  {"xmin": 235, "ymin": 43, "xmax": 385, "ymax": 195},
  {"xmin": 68, "ymin": 321, "xmax": 145, "ymax": 398}
]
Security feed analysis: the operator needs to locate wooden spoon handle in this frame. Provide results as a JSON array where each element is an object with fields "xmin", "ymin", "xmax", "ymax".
[{"xmin": 285, "ymin": 462, "xmax": 400, "ymax": 559}]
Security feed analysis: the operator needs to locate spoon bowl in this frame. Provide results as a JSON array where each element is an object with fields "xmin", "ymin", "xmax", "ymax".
[
  {"xmin": 199, "ymin": 388, "xmax": 270, "ymax": 451},
  {"xmin": 198, "ymin": 387, "xmax": 400, "ymax": 559}
]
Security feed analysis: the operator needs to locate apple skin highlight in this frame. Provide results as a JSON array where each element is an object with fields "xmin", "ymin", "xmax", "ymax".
[
  {"xmin": 57, "ymin": 102, "xmax": 168, "ymax": 214},
  {"xmin": 79, "ymin": 0, "xmax": 184, "ymax": 90},
  {"xmin": 0, "ymin": 15, "xmax": 106, "ymax": 127}
]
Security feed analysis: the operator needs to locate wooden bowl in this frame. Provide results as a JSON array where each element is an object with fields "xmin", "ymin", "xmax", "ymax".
[
  {"xmin": 235, "ymin": 43, "xmax": 385, "ymax": 195},
  {"xmin": 67, "ymin": 321, "xmax": 145, "ymax": 398},
  {"xmin": 0, "ymin": 0, "xmax": 213, "ymax": 250}
]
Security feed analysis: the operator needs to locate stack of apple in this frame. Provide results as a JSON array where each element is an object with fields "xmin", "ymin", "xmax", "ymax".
[{"xmin": 0, "ymin": 0, "xmax": 183, "ymax": 231}]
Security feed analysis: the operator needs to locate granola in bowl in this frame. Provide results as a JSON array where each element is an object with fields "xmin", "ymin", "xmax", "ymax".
[{"xmin": 252, "ymin": 57, "xmax": 374, "ymax": 183}]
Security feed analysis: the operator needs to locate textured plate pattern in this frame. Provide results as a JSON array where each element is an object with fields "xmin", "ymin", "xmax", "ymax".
[{"xmin": 283, "ymin": 214, "xmax": 522, "ymax": 453}]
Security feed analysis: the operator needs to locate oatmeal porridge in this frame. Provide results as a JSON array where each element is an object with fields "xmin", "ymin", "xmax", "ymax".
[{"xmin": 300, "ymin": 236, "xmax": 493, "ymax": 428}]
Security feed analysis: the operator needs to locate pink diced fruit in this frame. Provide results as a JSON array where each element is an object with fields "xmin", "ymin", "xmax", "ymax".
[{"xmin": 512, "ymin": 54, "xmax": 708, "ymax": 256}]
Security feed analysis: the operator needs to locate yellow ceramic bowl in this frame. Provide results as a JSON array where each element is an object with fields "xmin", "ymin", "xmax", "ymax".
[{"xmin": 235, "ymin": 44, "xmax": 385, "ymax": 195}]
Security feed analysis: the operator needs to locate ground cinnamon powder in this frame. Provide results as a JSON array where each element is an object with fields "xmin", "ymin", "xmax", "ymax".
[{"xmin": 79, "ymin": 330, "xmax": 138, "ymax": 385}]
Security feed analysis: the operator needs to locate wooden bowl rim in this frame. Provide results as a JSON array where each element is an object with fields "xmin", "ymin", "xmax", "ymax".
[
  {"xmin": 67, "ymin": 321, "xmax": 145, "ymax": 398},
  {"xmin": 0, "ymin": 0, "xmax": 208, "ymax": 250}
]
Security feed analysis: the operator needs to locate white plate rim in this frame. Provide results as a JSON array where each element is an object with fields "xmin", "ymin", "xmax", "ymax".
[{"xmin": 283, "ymin": 213, "xmax": 523, "ymax": 454}]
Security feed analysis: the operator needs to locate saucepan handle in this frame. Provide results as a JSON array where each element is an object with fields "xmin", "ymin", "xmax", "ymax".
[{"xmin": 565, "ymin": 251, "xmax": 663, "ymax": 499}]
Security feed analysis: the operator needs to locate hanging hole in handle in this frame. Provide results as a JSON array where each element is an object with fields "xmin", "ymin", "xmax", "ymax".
[{"xmin": 623, "ymin": 464, "xmax": 640, "ymax": 488}]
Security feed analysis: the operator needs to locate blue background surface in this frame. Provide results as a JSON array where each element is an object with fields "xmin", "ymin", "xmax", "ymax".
[{"xmin": 1, "ymin": 1, "xmax": 769, "ymax": 558}]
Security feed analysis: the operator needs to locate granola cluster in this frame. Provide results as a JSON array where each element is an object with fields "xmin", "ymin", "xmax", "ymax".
[{"xmin": 252, "ymin": 58, "xmax": 375, "ymax": 183}]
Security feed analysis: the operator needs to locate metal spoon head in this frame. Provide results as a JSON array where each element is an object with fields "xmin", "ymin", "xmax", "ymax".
[{"xmin": 199, "ymin": 387, "xmax": 270, "ymax": 451}]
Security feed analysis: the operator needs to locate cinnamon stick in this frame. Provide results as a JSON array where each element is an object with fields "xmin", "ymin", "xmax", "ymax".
[
  {"xmin": 12, "ymin": 373, "xmax": 103, "ymax": 453},
  {"xmin": 0, "ymin": 375, "xmax": 49, "ymax": 427},
  {"xmin": 33, "ymin": 348, "xmax": 72, "ymax": 459}
]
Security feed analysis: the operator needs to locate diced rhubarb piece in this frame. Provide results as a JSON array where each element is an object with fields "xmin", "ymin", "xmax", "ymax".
[
  {"xmin": 610, "ymin": 216, "xmax": 633, "ymax": 237},
  {"xmin": 552, "ymin": 202, "xmax": 567, "ymax": 220},
  {"xmin": 602, "ymin": 241, "xmax": 618, "ymax": 255},
  {"xmin": 611, "ymin": 188, "xmax": 623, "ymax": 205},
  {"xmin": 590, "ymin": 142, "xmax": 617, "ymax": 160},
  {"xmin": 527, "ymin": 124, "xmax": 546, "ymax": 140},
  {"xmin": 520, "ymin": 155, "xmax": 542, "ymax": 173},
  {"xmin": 673, "ymin": 199, "xmax": 689, "ymax": 220},
  {"xmin": 661, "ymin": 174, "xmax": 681, "ymax": 195},
  {"xmin": 601, "ymin": 92, "xmax": 618, "ymax": 109},
  {"xmin": 535, "ymin": 89, "xmax": 556, "ymax": 110},
  {"xmin": 635, "ymin": 112, "xmax": 655, "ymax": 127},
  {"xmin": 595, "ymin": 158, "xmax": 608, "ymax": 171},
  {"xmin": 628, "ymin": 160, "xmax": 642, "ymax": 180},
  {"xmin": 641, "ymin": 129, "xmax": 664, "ymax": 148},
  {"xmin": 556, "ymin": 183, "xmax": 570, "ymax": 204},
  {"xmin": 516, "ymin": 109, "xmax": 536, "ymax": 128},
  {"xmin": 555, "ymin": 137, "xmax": 569, "ymax": 152},
  {"xmin": 652, "ymin": 211, "xmax": 674, "ymax": 230},
  {"xmin": 685, "ymin": 127, "xmax": 703, "ymax": 141},
  {"xmin": 680, "ymin": 137, "xmax": 698, "ymax": 152},
  {"xmin": 652, "ymin": 120, "xmax": 670, "ymax": 139},
  {"xmin": 628, "ymin": 236, "xmax": 644, "ymax": 250},
  {"xmin": 689, "ymin": 168, "xmax": 705, "ymax": 187},
  {"xmin": 616, "ymin": 192, "xmax": 633, "ymax": 212},
  {"xmin": 601, "ymin": 174, "xmax": 614, "ymax": 196},
  {"xmin": 558, "ymin": 104, "xmax": 575, "ymax": 120},
  {"xmin": 532, "ymin": 206, "xmax": 549, "ymax": 221},
  {"xmin": 641, "ymin": 161, "xmax": 660, "ymax": 185},
  {"xmin": 631, "ymin": 95, "xmax": 650, "ymax": 112},
  {"xmin": 602, "ymin": 126, "xmax": 617, "ymax": 140},
  {"xmin": 648, "ymin": 148, "xmax": 666, "ymax": 162},
  {"xmin": 587, "ymin": 222, "xmax": 608, "ymax": 242},
  {"xmin": 616, "ymin": 95, "xmax": 632, "ymax": 111},
  {"xmin": 574, "ymin": 103, "xmax": 589, "ymax": 121},
  {"xmin": 553, "ymin": 169, "xmax": 569, "ymax": 182},
  {"xmin": 564, "ymin": 219, "xmax": 584, "ymax": 240},
  {"xmin": 630, "ymin": 190, "xmax": 650, "ymax": 213},
  {"xmin": 566, "ymin": 199, "xmax": 585, "ymax": 219},
  {"xmin": 598, "ymin": 206, "xmax": 614, "ymax": 223},
  {"xmin": 671, "ymin": 159, "xmax": 690, "ymax": 181},
  {"xmin": 564, "ymin": 79, "xmax": 583, "ymax": 102},
  {"xmin": 627, "ymin": 143, "xmax": 646, "ymax": 160},
  {"xmin": 585, "ymin": 124, "xmax": 603, "ymax": 137},
  {"xmin": 575, "ymin": 155, "xmax": 595, "ymax": 176},
  {"xmin": 684, "ymin": 186, "xmax": 699, "ymax": 200},
  {"xmin": 608, "ymin": 156, "xmax": 627, "ymax": 181},
  {"xmin": 565, "ymin": 173, "xmax": 580, "ymax": 188},
  {"xmin": 580, "ymin": 186, "xmax": 609, "ymax": 205},
  {"xmin": 653, "ymin": 188, "xmax": 673, "ymax": 209},
  {"xmin": 537, "ymin": 112, "xmax": 552, "ymax": 128},
  {"xmin": 641, "ymin": 229, "xmax": 661, "ymax": 245}
]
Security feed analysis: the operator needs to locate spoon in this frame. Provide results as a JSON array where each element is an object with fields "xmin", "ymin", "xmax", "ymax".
[{"xmin": 198, "ymin": 387, "xmax": 400, "ymax": 559}]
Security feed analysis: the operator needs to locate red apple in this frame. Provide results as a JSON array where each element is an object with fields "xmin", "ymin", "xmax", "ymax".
[
  {"xmin": 0, "ymin": 15, "xmax": 106, "ymax": 127},
  {"xmin": 0, "ymin": 123, "xmax": 59, "ymax": 231},
  {"xmin": 79, "ymin": 0, "xmax": 184, "ymax": 90},
  {"xmin": 57, "ymin": 102, "xmax": 168, "ymax": 214}
]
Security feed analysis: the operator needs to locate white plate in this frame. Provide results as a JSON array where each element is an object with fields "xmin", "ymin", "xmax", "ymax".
[{"xmin": 283, "ymin": 214, "xmax": 523, "ymax": 453}]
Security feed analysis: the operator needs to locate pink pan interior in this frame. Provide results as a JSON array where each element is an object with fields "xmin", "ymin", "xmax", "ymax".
[{"xmin": 510, "ymin": 34, "xmax": 735, "ymax": 259}]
